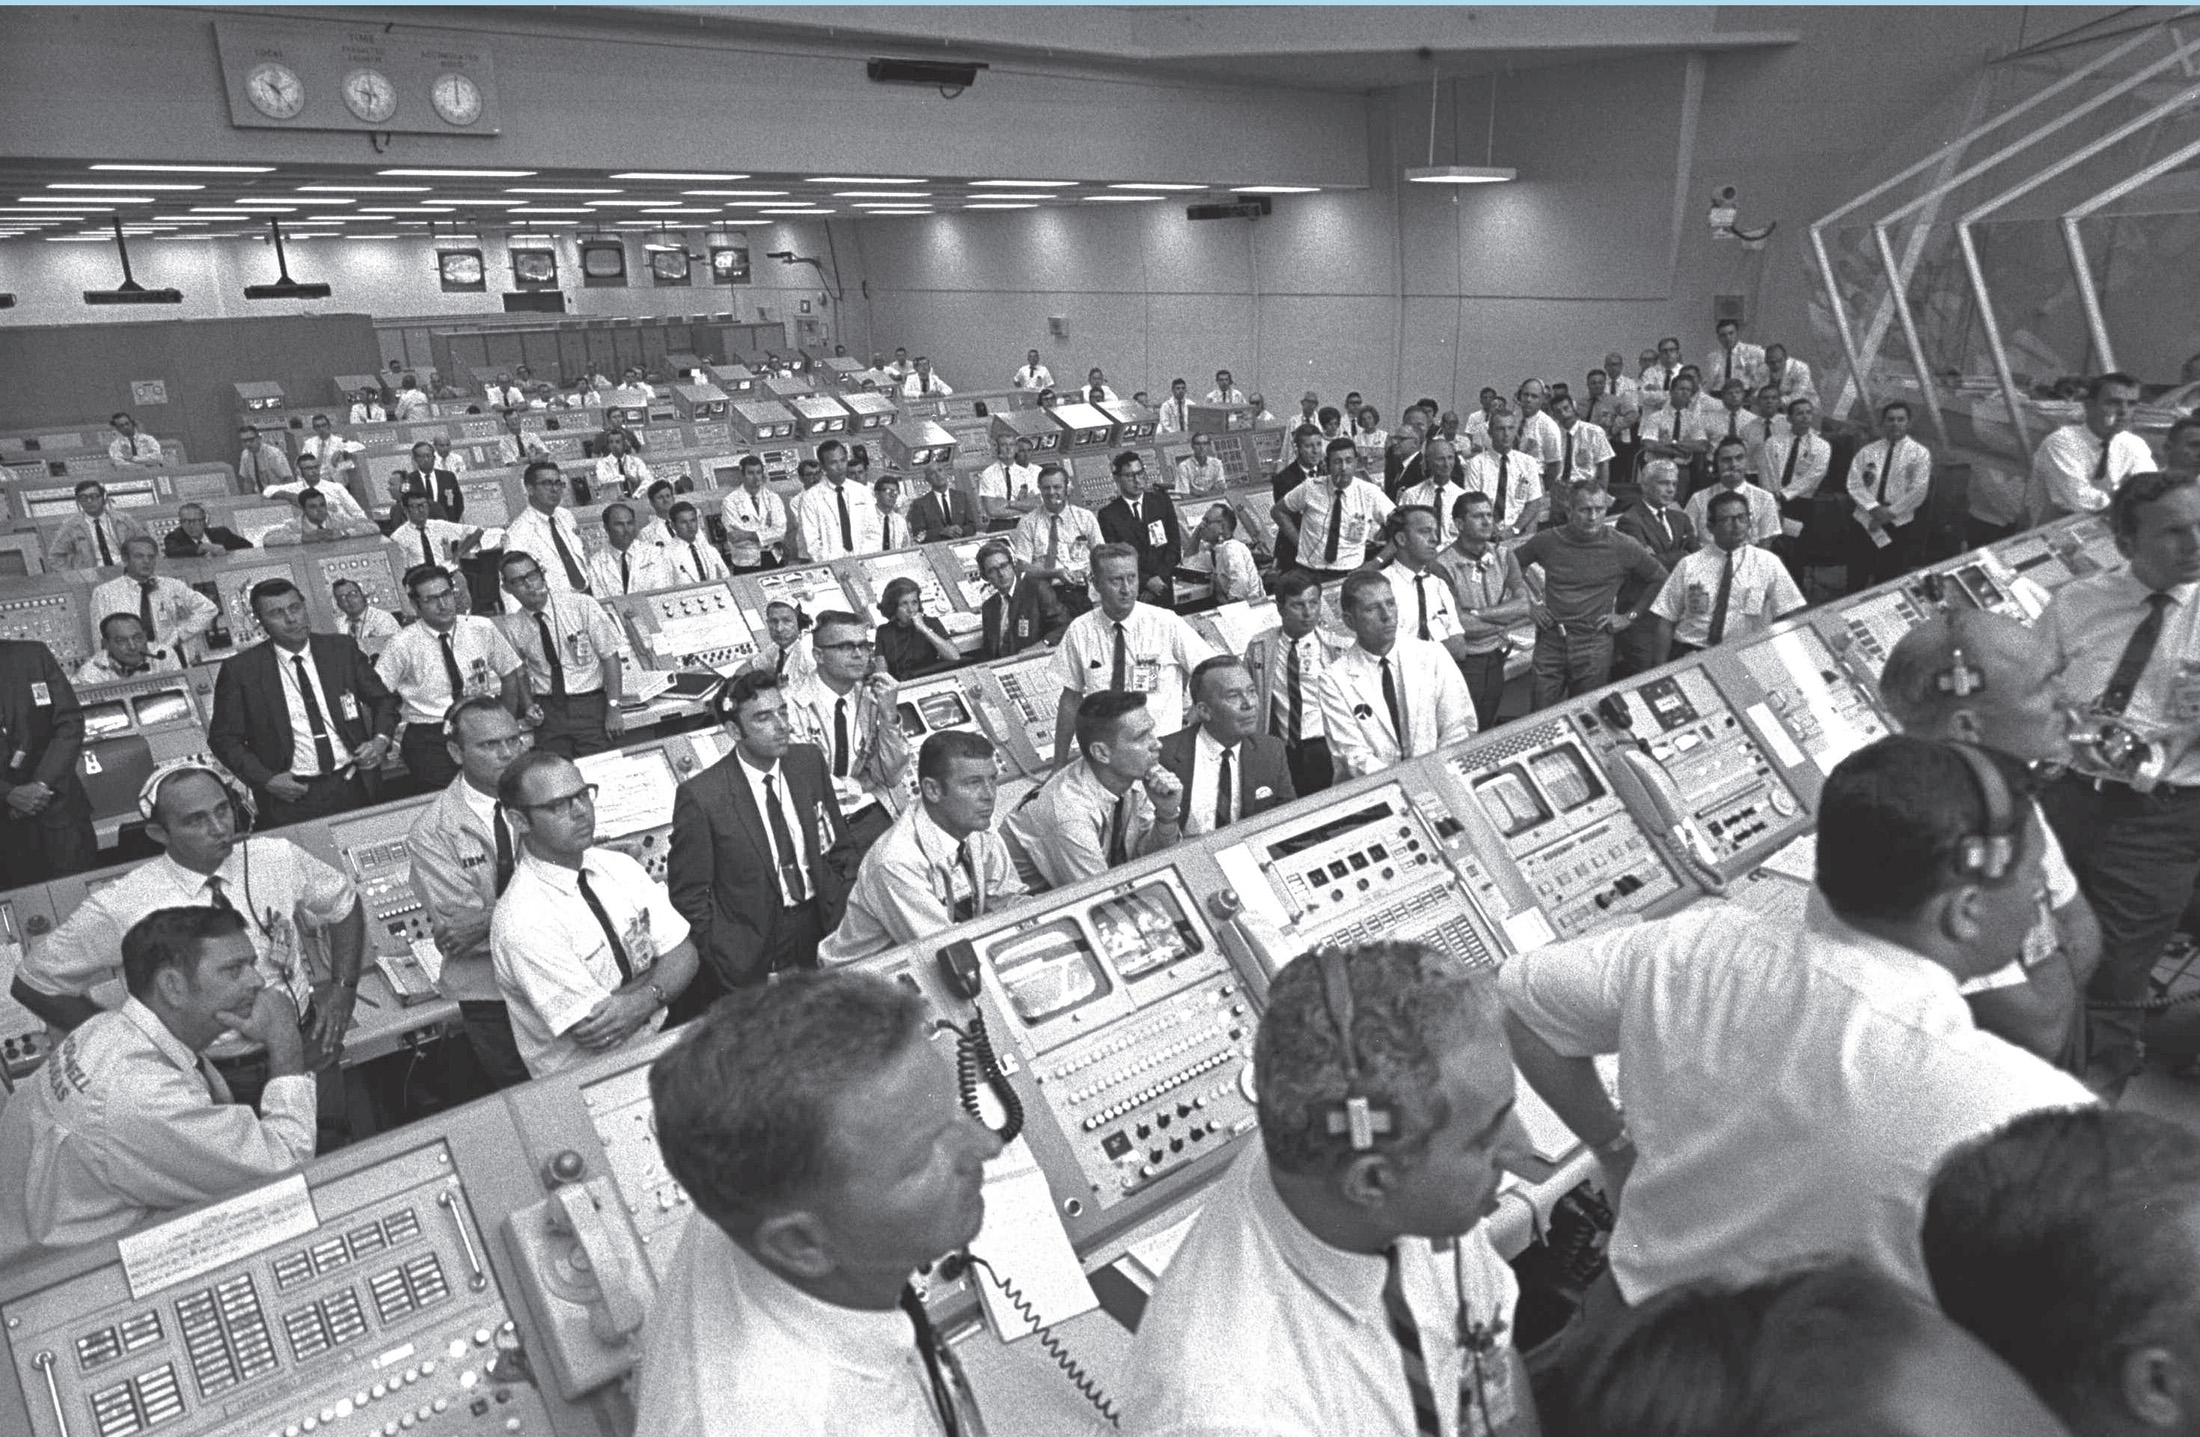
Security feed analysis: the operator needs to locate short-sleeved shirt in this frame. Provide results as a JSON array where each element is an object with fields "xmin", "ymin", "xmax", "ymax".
[
  {"xmin": 495, "ymin": 591, "xmax": 629, "ymax": 698},
  {"xmin": 1011, "ymin": 505, "xmax": 1105, "ymax": 583},
  {"xmin": 1551, "ymin": 421, "xmax": 1615, "ymax": 486},
  {"xmin": 375, "ymin": 615, "xmax": 523, "ymax": 725},
  {"xmin": 2044, "ymin": 566, "xmax": 2200, "ymax": 787},
  {"xmin": 1001, "ymin": 758, "xmax": 1172, "ymax": 891},
  {"xmin": 1648, "ymin": 543, "xmax": 1806, "ymax": 648},
  {"xmin": 819, "ymin": 804, "xmax": 1028, "ymax": 964},
  {"xmin": 1284, "ymin": 478, "xmax": 1394, "ymax": 572},
  {"xmin": 1684, "ymin": 482, "xmax": 1784, "ymax": 547},
  {"xmin": 1051, "ymin": 603, "xmax": 1216, "ymax": 737},
  {"xmin": 490, "ymin": 846, "xmax": 690, "ymax": 1077}
]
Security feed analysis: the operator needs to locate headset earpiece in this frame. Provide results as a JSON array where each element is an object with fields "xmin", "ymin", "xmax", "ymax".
[
  {"xmin": 1316, "ymin": 948, "xmax": 1397, "ymax": 1153},
  {"xmin": 1947, "ymin": 742, "xmax": 2018, "ymax": 883},
  {"xmin": 1930, "ymin": 596, "xmax": 1989, "ymax": 699}
]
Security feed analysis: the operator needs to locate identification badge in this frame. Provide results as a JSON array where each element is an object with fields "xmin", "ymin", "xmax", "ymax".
[
  {"xmin": 1686, "ymin": 583, "xmax": 1711, "ymax": 617},
  {"xmin": 339, "ymin": 693, "xmax": 361, "ymax": 722},
  {"xmin": 622, "ymin": 908, "xmax": 659, "ymax": 975},
  {"xmin": 1146, "ymin": 520, "xmax": 1168, "ymax": 548},
  {"xmin": 1130, "ymin": 656, "xmax": 1161, "ymax": 693},
  {"xmin": 566, "ymin": 631, "xmax": 594, "ymax": 666},
  {"xmin": 1016, "ymin": 618, "xmax": 1030, "ymax": 639},
  {"xmin": 30, "ymin": 683, "xmax": 50, "ymax": 707},
  {"xmin": 1474, "ymin": 1349, "xmax": 1518, "ymax": 1433},
  {"xmin": 1340, "ymin": 515, "xmax": 1369, "ymax": 548}
]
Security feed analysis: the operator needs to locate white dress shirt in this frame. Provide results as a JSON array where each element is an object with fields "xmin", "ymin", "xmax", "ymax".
[
  {"xmin": 376, "ymin": 615, "xmax": 523, "ymax": 725},
  {"xmin": 22, "ymin": 839, "xmax": 357, "ymax": 1057},
  {"xmin": 1636, "ymin": 399, "xmax": 1715, "ymax": 450},
  {"xmin": 721, "ymin": 486, "xmax": 790, "ymax": 568},
  {"xmin": 349, "ymin": 402, "xmax": 388, "ymax": 424},
  {"xmin": 496, "ymin": 591, "xmax": 628, "ymax": 698},
  {"xmin": 238, "ymin": 444, "xmax": 295, "ymax": 489},
  {"xmin": 1846, "ymin": 436, "xmax": 1933, "ymax": 530},
  {"xmin": 1498, "ymin": 899, "xmax": 2094, "ymax": 1302},
  {"xmin": 666, "ymin": 534, "xmax": 732, "ymax": 585},
  {"xmin": 1649, "ymin": 543, "xmax": 1806, "ymax": 648},
  {"xmin": 1708, "ymin": 340, "xmax": 1768, "ymax": 393},
  {"xmin": 1683, "ymin": 482, "xmax": 1784, "ymax": 547},
  {"xmin": 820, "ymin": 803, "xmax": 1028, "ymax": 964},
  {"xmin": 496, "ymin": 432, "xmax": 553, "ymax": 467},
  {"xmin": 2028, "ymin": 423, "xmax": 2155, "ymax": 520},
  {"xmin": 1284, "ymin": 478, "xmax": 1396, "ymax": 572},
  {"xmin": 1768, "ymin": 357, "xmax": 1818, "ymax": 406},
  {"xmin": 1249, "ymin": 627, "xmax": 1350, "ymax": 744},
  {"xmin": 1759, "ymin": 430, "xmax": 1832, "ymax": 501},
  {"xmin": 792, "ymin": 480, "xmax": 885, "ymax": 559},
  {"xmin": 505, "ymin": 505, "xmax": 596, "ymax": 597},
  {"xmin": 734, "ymin": 754, "xmax": 815, "ymax": 907},
  {"xmin": 900, "ymin": 371, "xmax": 954, "ymax": 398},
  {"xmin": 490, "ymin": 846, "xmax": 689, "ymax": 1078},
  {"xmin": 1205, "ymin": 387, "xmax": 1247, "ymax": 406},
  {"xmin": 385, "ymin": 518, "xmax": 477, "ymax": 571},
  {"xmin": 340, "ymin": 606, "xmax": 403, "ymax": 658},
  {"xmin": 1317, "ymin": 637, "xmax": 1478, "ymax": 778},
  {"xmin": 2043, "ymin": 567, "xmax": 2200, "ymax": 787},
  {"xmin": 1552, "ymin": 421, "xmax": 1614, "ymax": 486},
  {"xmin": 633, "ymin": 1218, "xmax": 966, "ymax": 1437},
  {"xmin": 1185, "ymin": 538, "xmax": 1263, "ymax": 603},
  {"xmin": 1125, "ymin": 1145, "xmax": 1520, "ymax": 1437},
  {"xmin": 108, "ymin": 432, "xmax": 168, "ymax": 467},
  {"xmin": 783, "ymin": 674, "xmax": 908, "ymax": 819},
  {"xmin": 1399, "ymin": 479, "xmax": 1469, "ymax": 546},
  {"xmin": 595, "ymin": 453, "xmax": 656, "ymax": 496},
  {"xmin": 1011, "ymin": 504, "xmax": 1105, "ymax": 585},
  {"xmin": 1180, "ymin": 726, "xmax": 1244, "ymax": 837},
  {"xmin": 1458, "ymin": 452, "xmax": 1544, "ymax": 536},
  {"xmin": 589, "ymin": 543, "xmax": 675, "ymax": 596},
  {"xmin": 1002, "ymin": 758, "xmax": 1173, "ymax": 891},
  {"xmin": 1052, "ymin": 603, "xmax": 1218, "ymax": 738},
  {"xmin": 1157, "ymin": 397, "xmax": 1192, "ymax": 434},
  {"xmin": 265, "ymin": 477, "xmax": 371, "ymax": 524},
  {"xmin": 1382, "ymin": 561, "xmax": 1464, "ymax": 645},
  {"xmin": 270, "ymin": 638, "xmax": 354, "ymax": 775},
  {"xmin": 74, "ymin": 647, "xmax": 181, "ymax": 685},
  {"xmin": 1514, "ymin": 410, "xmax": 1564, "ymax": 469},
  {"xmin": 89, "ymin": 574, "xmax": 218, "ymax": 662},
  {"xmin": 1012, "ymin": 363, "xmax": 1054, "ymax": 391},
  {"xmin": 1177, "ymin": 456, "xmax": 1228, "ymax": 494},
  {"xmin": 0, "ymin": 999, "xmax": 316, "ymax": 1269}
]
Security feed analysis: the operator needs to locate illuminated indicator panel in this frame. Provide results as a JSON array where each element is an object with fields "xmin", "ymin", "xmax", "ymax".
[
  {"xmin": 0, "ymin": 591, "xmax": 93, "ymax": 667},
  {"xmin": 3, "ymin": 1143, "xmax": 549, "ymax": 1437},
  {"xmin": 610, "ymin": 581, "xmax": 758, "ymax": 670},
  {"xmin": 1586, "ymin": 668, "xmax": 1804, "ymax": 867},
  {"xmin": 1444, "ymin": 720, "xmax": 1684, "ymax": 941},
  {"xmin": 579, "ymin": 1065, "xmax": 691, "ymax": 1283},
  {"xmin": 977, "ymin": 651, "xmax": 1064, "ymax": 761},
  {"xmin": 982, "ymin": 871, "xmax": 1258, "ymax": 1232}
]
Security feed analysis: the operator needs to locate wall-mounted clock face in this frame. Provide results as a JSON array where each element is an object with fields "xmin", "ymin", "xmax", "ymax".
[
  {"xmin": 342, "ymin": 68, "xmax": 399, "ymax": 125},
  {"xmin": 431, "ymin": 72, "xmax": 483, "ymax": 126},
  {"xmin": 246, "ymin": 62, "xmax": 306, "ymax": 120}
]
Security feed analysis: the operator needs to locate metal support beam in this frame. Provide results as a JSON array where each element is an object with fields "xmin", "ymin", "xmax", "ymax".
[{"xmin": 2060, "ymin": 129, "xmax": 2200, "ymax": 373}]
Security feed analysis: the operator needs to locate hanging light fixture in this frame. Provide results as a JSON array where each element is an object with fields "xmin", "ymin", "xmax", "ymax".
[
  {"xmin": 83, "ymin": 216, "xmax": 183, "ymax": 304},
  {"xmin": 1405, "ymin": 61, "xmax": 1517, "ymax": 185},
  {"xmin": 244, "ymin": 216, "xmax": 332, "ymax": 300}
]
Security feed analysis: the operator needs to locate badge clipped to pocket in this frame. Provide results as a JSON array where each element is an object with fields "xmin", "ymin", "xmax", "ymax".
[
  {"xmin": 29, "ymin": 682, "xmax": 51, "ymax": 708},
  {"xmin": 1130, "ymin": 656, "xmax": 1161, "ymax": 693},
  {"xmin": 339, "ymin": 692, "xmax": 362, "ymax": 723},
  {"xmin": 1146, "ymin": 520, "xmax": 1169, "ymax": 548}
]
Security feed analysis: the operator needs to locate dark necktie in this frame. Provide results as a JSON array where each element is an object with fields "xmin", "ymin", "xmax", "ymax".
[
  {"xmin": 491, "ymin": 803, "xmax": 515, "ymax": 896},
  {"xmin": 138, "ymin": 581, "xmax": 156, "ymax": 641},
  {"xmin": 205, "ymin": 874, "xmax": 236, "ymax": 913},
  {"xmin": 547, "ymin": 517, "xmax": 590, "ymax": 593},
  {"xmin": 688, "ymin": 542, "xmax": 705, "ymax": 581},
  {"xmin": 1106, "ymin": 793, "xmax": 1131, "ymax": 866},
  {"xmin": 763, "ymin": 771, "xmax": 806, "ymax": 906},
  {"xmin": 95, "ymin": 521, "xmax": 113, "ymax": 567},
  {"xmin": 1780, "ymin": 433, "xmax": 1804, "ymax": 495},
  {"xmin": 293, "ymin": 655, "xmax": 337, "ymax": 774},
  {"xmin": 417, "ymin": 523, "xmax": 437, "ymax": 564},
  {"xmin": 1046, "ymin": 513, "xmax": 1061, "ymax": 569},
  {"xmin": 1725, "ymin": 410, "xmax": 1738, "ymax": 439},
  {"xmin": 952, "ymin": 838, "xmax": 982, "ymax": 922},
  {"xmin": 575, "ymin": 868, "xmax": 635, "ymax": 983},
  {"xmin": 1875, "ymin": 440, "xmax": 1900, "ymax": 504},
  {"xmin": 1656, "ymin": 508, "xmax": 1673, "ymax": 548},
  {"xmin": 1492, "ymin": 458, "xmax": 1510, "ymax": 528},
  {"xmin": 898, "ymin": 1285, "xmax": 964, "ymax": 1437},
  {"xmin": 2094, "ymin": 434, "xmax": 2113, "ymax": 491},
  {"xmin": 1706, "ymin": 549, "xmax": 1736, "ymax": 646},
  {"xmin": 833, "ymin": 696, "xmax": 851, "ymax": 778},
  {"xmin": 1382, "ymin": 1246, "xmax": 1442, "ymax": 1437},
  {"xmin": 1272, "ymin": 641, "xmax": 1300, "ymax": 742},
  {"xmin": 438, "ymin": 631, "xmax": 466, "ymax": 702},
  {"xmin": 836, "ymin": 484, "xmax": 854, "ymax": 551},
  {"xmin": 619, "ymin": 552, "xmax": 631, "ymax": 592},
  {"xmin": 2100, "ymin": 592, "xmax": 2174, "ymax": 716},
  {"xmin": 1213, "ymin": 747, "xmax": 1234, "ymax": 831},
  {"xmin": 1414, "ymin": 574, "xmax": 1431, "ymax": 640},
  {"xmin": 1323, "ymin": 488, "xmax": 1344, "ymax": 566},
  {"xmin": 1381, "ymin": 655, "xmax": 1407, "ymax": 753},
  {"xmin": 1722, "ymin": 349, "xmax": 1734, "ymax": 390},
  {"xmin": 1111, "ymin": 623, "xmax": 1129, "ymax": 692},
  {"xmin": 1561, "ymin": 426, "xmax": 1575, "ymax": 481},
  {"xmin": 535, "ymin": 611, "xmax": 566, "ymax": 698}
]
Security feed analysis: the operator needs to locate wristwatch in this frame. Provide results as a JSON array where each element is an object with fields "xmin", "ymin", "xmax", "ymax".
[{"xmin": 644, "ymin": 981, "xmax": 667, "ymax": 1010}]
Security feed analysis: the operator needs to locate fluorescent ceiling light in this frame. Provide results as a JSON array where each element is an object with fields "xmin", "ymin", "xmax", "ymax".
[
  {"xmin": 506, "ymin": 187, "xmax": 621, "ymax": 195},
  {"xmin": 298, "ymin": 184, "xmax": 429, "ymax": 194},
  {"xmin": 969, "ymin": 180, "xmax": 1077, "ymax": 188},
  {"xmin": 232, "ymin": 203, "xmax": 299, "ymax": 211},
  {"xmin": 806, "ymin": 176, "xmax": 922, "ymax": 185},
  {"xmin": 45, "ymin": 235, "xmax": 112, "ymax": 242},
  {"xmin": 508, "ymin": 206, "xmax": 594, "ymax": 214},
  {"xmin": 50, "ymin": 182, "xmax": 204, "ymax": 192},
  {"xmin": 150, "ymin": 217, "xmax": 213, "ymax": 223},
  {"xmin": 417, "ymin": 204, "xmax": 460, "ymax": 211},
  {"xmin": 1234, "ymin": 186, "xmax": 1320, "ymax": 195},
  {"xmin": 1081, "ymin": 195, "xmax": 1164, "ymax": 202},
  {"xmin": 1404, "ymin": 166, "xmax": 1517, "ymax": 184},
  {"xmin": 189, "ymin": 207, "xmax": 257, "ymax": 215},
  {"xmin": 861, "ymin": 208, "xmax": 932, "ymax": 216},
  {"xmin": 832, "ymin": 191, "xmax": 929, "ymax": 199},
  {"xmin": 960, "ymin": 192, "xmax": 1053, "ymax": 201},
  {"xmin": 91, "ymin": 163, "xmax": 275, "ymax": 174},
  {"xmin": 346, "ymin": 233, "xmax": 402, "ymax": 240},
  {"xmin": 758, "ymin": 207, "xmax": 832, "ymax": 214},
  {"xmin": 611, "ymin": 171, "xmax": 748, "ymax": 181},
  {"xmin": 966, "ymin": 203, "xmax": 1037, "ymax": 210},
  {"xmin": 1107, "ymin": 183, "xmax": 1206, "ymax": 192},
  {"xmin": 682, "ymin": 190, "xmax": 786, "ymax": 198},
  {"xmin": 356, "ymin": 207, "xmax": 445, "ymax": 215},
  {"xmin": 721, "ymin": 200, "xmax": 799, "ymax": 208},
  {"xmin": 587, "ymin": 200, "xmax": 680, "ymax": 208},
  {"xmin": 433, "ymin": 233, "xmax": 481, "ymax": 241},
  {"xmin": 379, "ymin": 168, "xmax": 538, "ymax": 178},
  {"xmin": 645, "ymin": 207, "xmax": 721, "ymax": 215},
  {"xmin": 22, "ymin": 195, "xmax": 146, "ymax": 204},
  {"xmin": 287, "ymin": 197, "xmax": 358, "ymax": 205},
  {"xmin": 447, "ymin": 199, "xmax": 525, "ymax": 207}
]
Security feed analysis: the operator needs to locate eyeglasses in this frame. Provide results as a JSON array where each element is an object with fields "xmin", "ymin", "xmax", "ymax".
[
  {"xmin": 520, "ymin": 783, "xmax": 597, "ymax": 817},
  {"xmin": 819, "ymin": 639, "xmax": 876, "ymax": 654},
  {"xmin": 506, "ymin": 568, "xmax": 548, "ymax": 587}
]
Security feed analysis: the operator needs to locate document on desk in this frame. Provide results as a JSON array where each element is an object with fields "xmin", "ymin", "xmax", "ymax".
[{"xmin": 969, "ymin": 1138, "xmax": 1100, "ymax": 1339}]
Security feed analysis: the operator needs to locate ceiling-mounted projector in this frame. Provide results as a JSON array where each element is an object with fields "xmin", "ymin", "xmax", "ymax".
[{"xmin": 867, "ymin": 57, "xmax": 987, "ymax": 91}]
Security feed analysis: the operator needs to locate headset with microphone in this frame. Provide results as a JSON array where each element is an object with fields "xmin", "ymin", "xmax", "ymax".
[
  {"xmin": 1943, "ymin": 740, "xmax": 2022, "ymax": 884},
  {"xmin": 1315, "ymin": 946, "xmax": 1398, "ymax": 1153}
]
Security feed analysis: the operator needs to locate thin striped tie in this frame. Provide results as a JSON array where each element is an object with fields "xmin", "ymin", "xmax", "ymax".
[{"xmin": 1383, "ymin": 1245, "xmax": 1442, "ymax": 1436}]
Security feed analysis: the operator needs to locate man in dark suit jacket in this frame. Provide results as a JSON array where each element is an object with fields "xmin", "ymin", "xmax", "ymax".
[
  {"xmin": 1159, "ymin": 655, "xmax": 1297, "ymax": 835},
  {"xmin": 0, "ymin": 638, "xmax": 98, "ymax": 881},
  {"xmin": 667, "ymin": 670, "xmax": 858, "ymax": 1020},
  {"xmin": 1611, "ymin": 461, "xmax": 1698, "ymax": 678},
  {"xmin": 210, "ymin": 577, "xmax": 400, "ymax": 827},
  {"xmin": 379, "ymin": 441, "xmax": 465, "ymax": 533},
  {"xmin": 1269, "ymin": 426, "xmax": 1327, "ymax": 573},
  {"xmin": 977, "ymin": 540, "xmax": 1067, "ymax": 659},
  {"xmin": 907, "ymin": 469, "xmax": 981, "ymax": 544},
  {"xmin": 163, "ymin": 504, "xmax": 253, "ymax": 559},
  {"xmin": 1098, "ymin": 449, "xmax": 1184, "ymax": 608}
]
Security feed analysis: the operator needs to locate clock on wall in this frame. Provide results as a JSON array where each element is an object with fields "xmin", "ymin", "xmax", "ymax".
[
  {"xmin": 431, "ymin": 72, "xmax": 483, "ymax": 127},
  {"xmin": 342, "ymin": 67, "xmax": 399, "ymax": 124},
  {"xmin": 246, "ymin": 62, "xmax": 306, "ymax": 120}
]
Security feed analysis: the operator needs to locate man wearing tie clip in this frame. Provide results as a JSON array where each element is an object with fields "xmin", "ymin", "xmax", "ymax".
[
  {"xmin": 669, "ymin": 671, "xmax": 856, "ymax": 1015},
  {"xmin": 821, "ymin": 731, "xmax": 1029, "ymax": 964}
]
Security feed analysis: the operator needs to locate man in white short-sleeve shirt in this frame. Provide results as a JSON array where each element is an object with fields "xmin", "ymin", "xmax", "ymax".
[
  {"xmin": 490, "ymin": 752, "xmax": 696, "ymax": 1078},
  {"xmin": 1049, "ymin": 544, "xmax": 1216, "ymax": 766},
  {"xmin": 2028, "ymin": 372, "xmax": 2153, "ymax": 522},
  {"xmin": 1276, "ymin": 437, "xmax": 1395, "ymax": 578}
]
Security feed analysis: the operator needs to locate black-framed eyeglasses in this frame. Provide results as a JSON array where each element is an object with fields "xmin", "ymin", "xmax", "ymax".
[
  {"xmin": 819, "ymin": 639, "xmax": 877, "ymax": 654},
  {"xmin": 519, "ymin": 783, "xmax": 597, "ymax": 817}
]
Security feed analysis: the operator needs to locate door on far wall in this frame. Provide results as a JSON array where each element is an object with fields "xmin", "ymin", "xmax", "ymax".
[
  {"xmin": 484, "ymin": 333, "xmax": 526, "ymax": 370},
  {"xmin": 610, "ymin": 328, "xmax": 644, "ymax": 375},
  {"xmin": 638, "ymin": 326, "xmax": 669, "ymax": 373},
  {"xmin": 558, "ymin": 329, "xmax": 590, "ymax": 385}
]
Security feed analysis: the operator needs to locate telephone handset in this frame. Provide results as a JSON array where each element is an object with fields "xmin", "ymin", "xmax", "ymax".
[
  {"xmin": 937, "ymin": 940, "xmax": 1025, "ymax": 1143},
  {"xmin": 501, "ymin": 1172, "xmax": 659, "ymax": 1400},
  {"xmin": 1608, "ymin": 747, "xmax": 1727, "ymax": 895}
]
